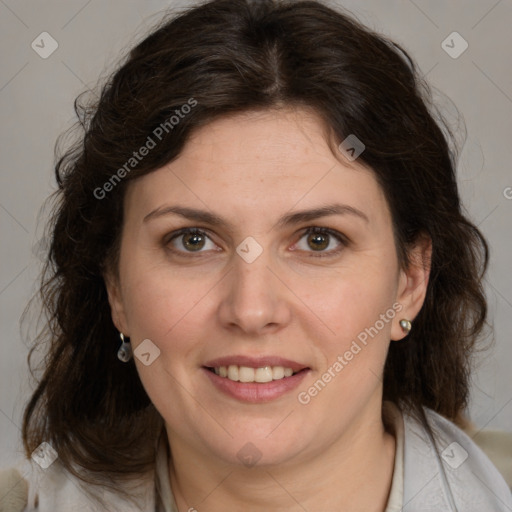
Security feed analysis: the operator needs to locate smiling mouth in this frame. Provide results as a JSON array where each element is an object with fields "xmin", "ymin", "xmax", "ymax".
[{"xmin": 205, "ymin": 365, "xmax": 307, "ymax": 383}]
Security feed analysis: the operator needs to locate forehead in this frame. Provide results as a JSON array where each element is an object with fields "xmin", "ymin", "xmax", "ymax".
[
  {"xmin": 124, "ymin": 107, "xmax": 390, "ymax": 229},
  {"xmin": 178, "ymin": 107, "xmax": 354, "ymax": 178}
]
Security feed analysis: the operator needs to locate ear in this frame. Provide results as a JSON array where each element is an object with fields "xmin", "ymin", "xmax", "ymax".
[
  {"xmin": 104, "ymin": 270, "xmax": 130, "ymax": 337},
  {"xmin": 391, "ymin": 234, "xmax": 432, "ymax": 341}
]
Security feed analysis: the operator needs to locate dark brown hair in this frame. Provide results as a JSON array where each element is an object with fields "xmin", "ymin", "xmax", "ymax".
[{"xmin": 22, "ymin": 0, "xmax": 489, "ymax": 497}]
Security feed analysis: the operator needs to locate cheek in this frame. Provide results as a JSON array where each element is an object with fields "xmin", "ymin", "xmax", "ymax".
[
  {"xmin": 302, "ymin": 260, "xmax": 399, "ymax": 348},
  {"xmin": 296, "ymin": 271, "xmax": 398, "ymax": 416},
  {"xmin": 120, "ymin": 267, "xmax": 215, "ymax": 409},
  {"xmin": 120, "ymin": 258, "xmax": 219, "ymax": 352}
]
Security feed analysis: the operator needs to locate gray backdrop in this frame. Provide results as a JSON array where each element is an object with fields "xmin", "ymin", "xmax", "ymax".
[{"xmin": 1, "ymin": 0, "xmax": 511, "ymax": 468}]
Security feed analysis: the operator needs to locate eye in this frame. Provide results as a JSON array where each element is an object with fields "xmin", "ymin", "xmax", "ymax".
[
  {"xmin": 166, "ymin": 228, "xmax": 218, "ymax": 254},
  {"xmin": 292, "ymin": 227, "xmax": 346, "ymax": 257},
  {"xmin": 164, "ymin": 226, "xmax": 347, "ymax": 258}
]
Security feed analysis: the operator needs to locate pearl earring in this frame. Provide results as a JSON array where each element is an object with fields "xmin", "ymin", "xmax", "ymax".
[
  {"xmin": 399, "ymin": 319, "xmax": 412, "ymax": 335},
  {"xmin": 117, "ymin": 333, "xmax": 132, "ymax": 362}
]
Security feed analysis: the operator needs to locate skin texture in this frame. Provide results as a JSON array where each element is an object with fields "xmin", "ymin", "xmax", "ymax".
[{"xmin": 106, "ymin": 107, "xmax": 431, "ymax": 511}]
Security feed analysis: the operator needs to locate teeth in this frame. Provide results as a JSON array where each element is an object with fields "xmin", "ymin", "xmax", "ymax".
[
  {"xmin": 272, "ymin": 366, "xmax": 284, "ymax": 379},
  {"xmin": 255, "ymin": 367, "xmax": 273, "ymax": 383},
  {"xmin": 228, "ymin": 365, "xmax": 239, "ymax": 381},
  {"xmin": 212, "ymin": 365, "xmax": 298, "ymax": 382}
]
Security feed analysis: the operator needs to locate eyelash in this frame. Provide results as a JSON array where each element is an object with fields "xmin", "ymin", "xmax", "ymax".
[{"xmin": 164, "ymin": 227, "xmax": 348, "ymax": 258}]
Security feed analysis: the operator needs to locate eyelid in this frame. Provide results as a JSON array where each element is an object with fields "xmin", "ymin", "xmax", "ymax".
[
  {"xmin": 163, "ymin": 226, "xmax": 349, "ymax": 257},
  {"xmin": 164, "ymin": 227, "xmax": 220, "ymax": 255},
  {"xmin": 292, "ymin": 226, "xmax": 348, "ymax": 257},
  {"xmin": 164, "ymin": 227, "xmax": 211, "ymax": 243},
  {"xmin": 300, "ymin": 226, "xmax": 349, "ymax": 243}
]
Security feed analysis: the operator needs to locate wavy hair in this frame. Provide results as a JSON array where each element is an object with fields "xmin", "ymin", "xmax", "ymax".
[{"xmin": 22, "ymin": 0, "xmax": 489, "ymax": 497}]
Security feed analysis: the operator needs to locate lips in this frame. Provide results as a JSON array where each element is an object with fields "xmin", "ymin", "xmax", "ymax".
[{"xmin": 202, "ymin": 355, "xmax": 310, "ymax": 402}]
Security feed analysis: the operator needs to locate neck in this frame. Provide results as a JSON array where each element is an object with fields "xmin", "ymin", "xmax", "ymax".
[{"xmin": 167, "ymin": 399, "xmax": 396, "ymax": 512}]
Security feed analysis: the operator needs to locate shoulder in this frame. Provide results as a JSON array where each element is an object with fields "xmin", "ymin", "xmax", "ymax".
[
  {"xmin": 401, "ymin": 406, "xmax": 512, "ymax": 511},
  {"xmin": 1, "ymin": 458, "xmax": 156, "ymax": 512}
]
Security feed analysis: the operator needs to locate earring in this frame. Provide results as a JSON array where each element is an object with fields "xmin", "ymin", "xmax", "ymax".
[
  {"xmin": 399, "ymin": 319, "xmax": 412, "ymax": 335},
  {"xmin": 117, "ymin": 333, "xmax": 132, "ymax": 362}
]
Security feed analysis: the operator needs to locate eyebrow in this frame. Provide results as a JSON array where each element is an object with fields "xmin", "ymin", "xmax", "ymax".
[{"xmin": 143, "ymin": 203, "xmax": 369, "ymax": 228}]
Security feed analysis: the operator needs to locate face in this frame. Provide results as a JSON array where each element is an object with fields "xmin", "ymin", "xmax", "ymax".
[{"xmin": 106, "ymin": 107, "xmax": 429, "ymax": 468}]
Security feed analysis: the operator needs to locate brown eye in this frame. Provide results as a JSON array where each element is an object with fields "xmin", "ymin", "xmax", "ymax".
[
  {"xmin": 167, "ymin": 228, "xmax": 217, "ymax": 254},
  {"xmin": 307, "ymin": 232, "xmax": 329, "ymax": 251},
  {"xmin": 292, "ymin": 227, "xmax": 346, "ymax": 257},
  {"xmin": 182, "ymin": 232, "xmax": 206, "ymax": 251}
]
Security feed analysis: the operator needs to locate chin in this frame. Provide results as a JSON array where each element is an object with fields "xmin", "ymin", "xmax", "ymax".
[{"xmin": 208, "ymin": 432, "xmax": 307, "ymax": 469}]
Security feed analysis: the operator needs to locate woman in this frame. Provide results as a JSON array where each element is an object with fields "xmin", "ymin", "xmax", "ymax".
[{"xmin": 4, "ymin": 0, "xmax": 511, "ymax": 510}]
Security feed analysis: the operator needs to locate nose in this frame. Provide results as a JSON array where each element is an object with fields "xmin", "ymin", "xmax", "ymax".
[{"xmin": 217, "ymin": 248, "xmax": 292, "ymax": 336}]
